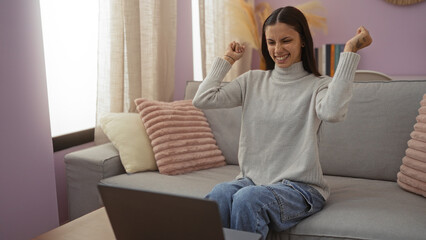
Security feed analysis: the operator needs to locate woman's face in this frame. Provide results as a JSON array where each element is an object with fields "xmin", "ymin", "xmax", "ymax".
[{"xmin": 265, "ymin": 22, "xmax": 303, "ymax": 68}]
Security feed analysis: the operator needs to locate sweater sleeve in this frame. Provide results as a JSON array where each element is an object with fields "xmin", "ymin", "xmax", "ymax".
[
  {"xmin": 192, "ymin": 57, "xmax": 244, "ymax": 109},
  {"xmin": 315, "ymin": 52, "xmax": 361, "ymax": 122}
]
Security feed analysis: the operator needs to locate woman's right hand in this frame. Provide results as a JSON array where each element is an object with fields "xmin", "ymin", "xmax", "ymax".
[{"xmin": 223, "ymin": 41, "xmax": 246, "ymax": 65}]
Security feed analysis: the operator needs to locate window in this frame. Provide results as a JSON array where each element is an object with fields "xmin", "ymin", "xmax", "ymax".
[
  {"xmin": 192, "ymin": 0, "xmax": 203, "ymax": 81},
  {"xmin": 40, "ymin": 0, "xmax": 98, "ymax": 137}
]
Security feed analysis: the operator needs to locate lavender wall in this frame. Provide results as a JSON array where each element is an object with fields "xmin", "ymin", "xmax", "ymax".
[
  {"xmin": 174, "ymin": 0, "xmax": 194, "ymax": 100},
  {"xmin": 0, "ymin": 0, "xmax": 59, "ymax": 239},
  {"xmin": 252, "ymin": 0, "xmax": 426, "ymax": 75}
]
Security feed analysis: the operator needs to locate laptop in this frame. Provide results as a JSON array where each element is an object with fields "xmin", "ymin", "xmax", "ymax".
[{"xmin": 98, "ymin": 183, "xmax": 261, "ymax": 240}]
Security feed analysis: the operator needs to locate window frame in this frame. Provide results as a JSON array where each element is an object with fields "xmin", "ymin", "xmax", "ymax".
[{"xmin": 52, "ymin": 128, "xmax": 94, "ymax": 152}]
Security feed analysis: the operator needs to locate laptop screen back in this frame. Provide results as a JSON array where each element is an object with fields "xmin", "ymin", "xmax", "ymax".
[{"xmin": 98, "ymin": 183, "xmax": 225, "ymax": 240}]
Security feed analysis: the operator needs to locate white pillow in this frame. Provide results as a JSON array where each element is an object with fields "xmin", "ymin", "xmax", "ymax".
[{"xmin": 100, "ymin": 113, "xmax": 157, "ymax": 173}]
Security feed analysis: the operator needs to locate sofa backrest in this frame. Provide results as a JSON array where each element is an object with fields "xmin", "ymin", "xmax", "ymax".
[
  {"xmin": 185, "ymin": 80, "xmax": 426, "ymax": 181},
  {"xmin": 185, "ymin": 82, "xmax": 241, "ymax": 165},
  {"xmin": 319, "ymin": 80, "xmax": 426, "ymax": 181}
]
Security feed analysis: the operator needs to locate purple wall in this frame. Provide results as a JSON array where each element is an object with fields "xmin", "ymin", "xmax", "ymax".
[
  {"xmin": 174, "ymin": 0, "xmax": 194, "ymax": 100},
  {"xmin": 251, "ymin": 0, "xmax": 426, "ymax": 75},
  {"xmin": 0, "ymin": 0, "xmax": 59, "ymax": 239}
]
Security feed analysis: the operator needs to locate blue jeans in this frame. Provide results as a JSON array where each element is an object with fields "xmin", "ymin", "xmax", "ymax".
[{"xmin": 205, "ymin": 178, "xmax": 325, "ymax": 240}]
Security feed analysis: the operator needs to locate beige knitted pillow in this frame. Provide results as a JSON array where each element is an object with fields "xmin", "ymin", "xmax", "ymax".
[
  {"xmin": 397, "ymin": 94, "xmax": 426, "ymax": 197},
  {"xmin": 134, "ymin": 98, "xmax": 226, "ymax": 175},
  {"xmin": 100, "ymin": 113, "xmax": 157, "ymax": 173}
]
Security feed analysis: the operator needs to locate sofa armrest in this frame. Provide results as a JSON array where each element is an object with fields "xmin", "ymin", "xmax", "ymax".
[{"xmin": 65, "ymin": 142, "xmax": 125, "ymax": 220}]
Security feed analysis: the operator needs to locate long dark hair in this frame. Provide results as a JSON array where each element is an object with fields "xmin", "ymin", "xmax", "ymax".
[{"xmin": 261, "ymin": 6, "xmax": 320, "ymax": 76}]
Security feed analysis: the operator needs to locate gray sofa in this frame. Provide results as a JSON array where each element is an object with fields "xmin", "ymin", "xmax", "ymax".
[{"xmin": 65, "ymin": 80, "xmax": 426, "ymax": 240}]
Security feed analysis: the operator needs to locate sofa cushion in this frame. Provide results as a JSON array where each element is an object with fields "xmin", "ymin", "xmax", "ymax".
[
  {"xmin": 397, "ymin": 93, "xmax": 426, "ymax": 197},
  {"xmin": 202, "ymin": 107, "xmax": 242, "ymax": 165},
  {"xmin": 272, "ymin": 175, "xmax": 426, "ymax": 240},
  {"xmin": 184, "ymin": 81, "xmax": 202, "ymax": 100},
  {"xmin": 100, "ymin": 113, "xmax": 157, "ymax": 173},
  {"xmin": 185, "ymin": 81, "xmax": 242, "ymax": 165},
  {"xmin": 101, "ymin": 169, "xmax": 426, "ymax": 240},
  {"xmin": 135, "ymin": 98, "xmax": 226, "ymax": 175},
  {"xmin": 100, "ymin": 165, "xmax": 240, "ymax": 198},
  {"xmin": 319, "ymin": 80, "xmax": 426, "ymax": 181}
]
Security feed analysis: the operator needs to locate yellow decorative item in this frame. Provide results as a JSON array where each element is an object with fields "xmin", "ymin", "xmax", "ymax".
[
  {"xmin": 226, "ymin": 0, "xmax": 262, "ymax": 51},
  {"xmin": 296, "ymin": 1, "xmax": 327, "ymax": 35},
  {"xmin": 227, "ymin": 0, "xmax": 327, "ymax": 69}
]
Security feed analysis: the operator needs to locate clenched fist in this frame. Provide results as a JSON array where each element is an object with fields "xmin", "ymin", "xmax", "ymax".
[
  {"xmin": 344, "ymin": 26, "xmax": 373, "ymax": 53},
  {"xmin": 223, "ymin": 41, "xmax": 246, "ymax": 65}
]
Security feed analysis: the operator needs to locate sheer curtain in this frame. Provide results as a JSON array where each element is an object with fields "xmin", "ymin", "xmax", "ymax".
[
  {"xmin": 199, "ymin": 0, "xmax": 253, "ymax": 82},
  {"xmin": 95, "ymin": 0, "xmax": 177, "ymax": 143}
]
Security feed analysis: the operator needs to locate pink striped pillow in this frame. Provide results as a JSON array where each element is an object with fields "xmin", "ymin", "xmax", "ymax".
[
  {"xmin": 397, "ymin": 94, "xmax": 426, "ymax": 197},
  {"xmin": 134, "ymin": 98, "xmax": 226, "ymax": 175}
]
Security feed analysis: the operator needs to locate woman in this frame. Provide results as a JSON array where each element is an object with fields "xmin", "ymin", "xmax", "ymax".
[{"xmin": 193, "ymin": 6, "xmax": 372, "ymax": 239}]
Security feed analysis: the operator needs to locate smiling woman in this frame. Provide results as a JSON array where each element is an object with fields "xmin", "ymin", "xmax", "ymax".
[
  {"xmin": 265, "ymin": 23, "xmax": 303, "ymax": 69},
  {"xmin": 40, "ymin": 0, "xmax": 98, "ymax": 138},
  {"xmin": 192, "ymin": 5, "xmax": 372, "ymax": 239}
]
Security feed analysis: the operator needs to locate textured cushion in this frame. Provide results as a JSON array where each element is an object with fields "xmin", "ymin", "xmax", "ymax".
[
  {"xmin": 135, "ymin": 98, "xmax": 226, "ymax": 175},
  {"xmin": 319, "ymin": 80, "xmax": 426, "ymax": 181},
  {"xmin": 100, "ymin": 113, "xmax": 157, "ymax": 173},
  {"xmin": 398, "ymin": 94, "xmax": 426, "ymax": 197}
]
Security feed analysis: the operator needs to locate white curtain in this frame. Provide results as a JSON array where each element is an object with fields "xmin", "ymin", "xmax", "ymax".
[
  {"xmin": 95, "ymin": 0, "xmax": 177, "ymax": 143},
  {"xmin": 199, "ymin": 0, "xmax": 253, "ymax": 82}
]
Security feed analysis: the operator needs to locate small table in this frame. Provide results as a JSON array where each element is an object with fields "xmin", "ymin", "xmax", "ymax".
[
  {"xmin": 34, "ymin": 207, "xmax": 261, "ymax": 240},
  {"xmin": 34, "ymin": 208, "xmax": 115, "ymax": 240}
]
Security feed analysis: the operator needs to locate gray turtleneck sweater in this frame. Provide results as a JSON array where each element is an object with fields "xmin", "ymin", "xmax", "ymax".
[{"xmin": 193, "ymin": 52, "xmax": 360, "ymax": 200}]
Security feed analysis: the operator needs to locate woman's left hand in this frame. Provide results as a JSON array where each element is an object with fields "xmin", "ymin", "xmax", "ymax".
[
  {"xmin": 344, "ymin": 26, "xmax": 373, "ymax": 53},
  {"xmin": 223, "ymin": 41, "xmax": 246, "ymax": 65}
]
